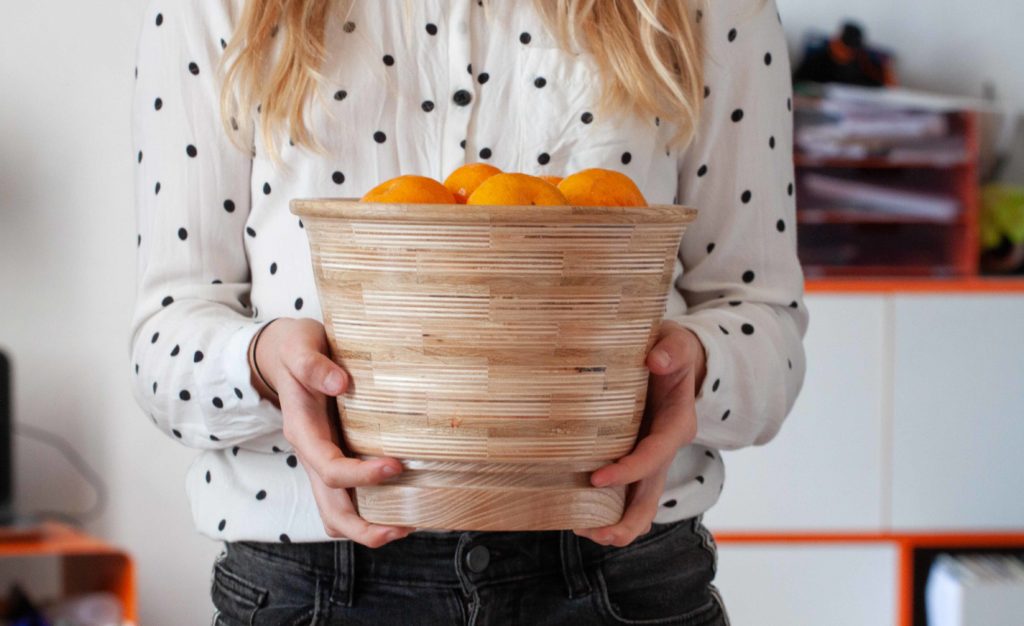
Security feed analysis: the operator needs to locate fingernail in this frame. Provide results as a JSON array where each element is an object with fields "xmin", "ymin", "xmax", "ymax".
[
  {"xmin": 593, "ymin": 475, "xmax": 611, "ymax": 488},
  {"xmin": 324, "ymin": 371, "xmax": 343, "ymax": 394},
  {"xmin": 381, "ymin": 464, "xmax": 397, "ymax": 476},
  {"xmin": 652, "ymin": 349, "xmax": 671, "ymax": 369}
]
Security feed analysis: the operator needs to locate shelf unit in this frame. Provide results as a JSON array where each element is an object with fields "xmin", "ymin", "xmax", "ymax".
[
  {"xmin": 794, "ymin": 105, "xmax": 981, "ymax": 279},
  {"xmin": 0, "ymin": 522, "xmax": 136, "ymax": 624}
]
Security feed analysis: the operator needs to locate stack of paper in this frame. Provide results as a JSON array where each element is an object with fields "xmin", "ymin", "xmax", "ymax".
[
  {"xmin": 802, "ymin": 172, "xmax": 960, "ymax": 221},
  {"xmin": 926, "ymin": 553, "xmax": 1024, "ymax": 626}
]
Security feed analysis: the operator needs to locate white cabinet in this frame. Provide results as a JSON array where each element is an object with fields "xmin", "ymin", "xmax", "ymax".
[
  {"xmin": 704, "ymin": 295, "xmax": 888, "ymax": 531},
  {"xmin": 890, "ymin": 294, "xmax": 1024, "ymax": 529},
  {"xmin": 714, "ymin": 544, "xmax": 898, "ymax": 626}
]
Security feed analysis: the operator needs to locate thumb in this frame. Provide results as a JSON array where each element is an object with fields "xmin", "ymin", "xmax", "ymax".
[{"xmin": 645, "ymin": 325, "xmax": 693, "ymax": 376}]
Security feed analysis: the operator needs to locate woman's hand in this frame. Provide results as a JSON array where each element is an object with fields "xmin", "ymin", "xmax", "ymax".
[
  {"xmin": 573, "ymin": 320, "xmax": 707, "ymax": 547},
  {"xmin": 252, "ymin": 318, "xmax": 415, "ymax": 548}
]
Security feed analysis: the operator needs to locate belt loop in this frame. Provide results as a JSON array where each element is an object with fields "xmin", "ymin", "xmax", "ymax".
[
  {"xmin": 334, "ymin": 539, "xmax": 356, "ymax": 607},
  {"xmin": 558, "ymin": 530, "xmax": 592, "ymax": 599}
]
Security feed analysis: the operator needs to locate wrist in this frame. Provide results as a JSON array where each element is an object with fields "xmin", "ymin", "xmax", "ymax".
[{"xmin": 249, "ymin": 318, "xmax": 283, "ymax": 403}]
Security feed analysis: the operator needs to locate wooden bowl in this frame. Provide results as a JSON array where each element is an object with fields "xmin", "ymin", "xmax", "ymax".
[{"xmin": 290, "ymin": 199, "xmax": 697, "ymax": 531}]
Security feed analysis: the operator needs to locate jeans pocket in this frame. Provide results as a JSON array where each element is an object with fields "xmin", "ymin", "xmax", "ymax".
[
  {"xmin": 591, "ymin": 517, "xmax": 721, "ymax": 625},
  {"xmin": 211, "ymin": 558, "xmax": 269, "ymax": 626}
]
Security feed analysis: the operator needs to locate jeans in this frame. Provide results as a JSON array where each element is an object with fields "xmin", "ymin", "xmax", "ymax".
[{"xmin": 210, "ymin": 514, "xmax": 729, "ymax": 625}]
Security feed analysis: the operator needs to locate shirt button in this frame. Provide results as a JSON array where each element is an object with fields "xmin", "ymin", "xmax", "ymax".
[
  {"xmin": 465, "ymin": 545, "xmax": 490, "ymax": 573},
  {"xmin": 453, "ymin": 89, "xmax": 473, "ymax": 106}
]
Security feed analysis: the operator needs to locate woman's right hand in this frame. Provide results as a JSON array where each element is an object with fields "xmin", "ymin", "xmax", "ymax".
[{"xmin": 251, "ymin": 317, "xmax": 415, "ymax": 548}]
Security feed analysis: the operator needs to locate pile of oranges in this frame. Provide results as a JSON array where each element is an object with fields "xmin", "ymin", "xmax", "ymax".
[{"xmin": 361, "ymin": 164, "xmax": 647, "ymax": 207}]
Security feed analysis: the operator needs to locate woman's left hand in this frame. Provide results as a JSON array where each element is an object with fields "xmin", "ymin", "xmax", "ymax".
[{"xmin": 573, "ymin": 320, "xmax": 707, "ymax": 547}]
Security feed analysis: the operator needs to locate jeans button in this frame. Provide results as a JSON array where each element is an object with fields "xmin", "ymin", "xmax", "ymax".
[{"xmin": 465, "ymin": 545, "xmax": 490, "ymax": 573}]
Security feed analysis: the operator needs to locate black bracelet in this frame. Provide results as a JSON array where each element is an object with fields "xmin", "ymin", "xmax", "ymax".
[{"xmin": 251, "ymin": 318, "xmax": 280, "ymax": 397}]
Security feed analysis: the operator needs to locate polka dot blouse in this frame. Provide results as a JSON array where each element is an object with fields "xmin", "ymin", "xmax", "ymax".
[{"xmin": 130, "ymin": 0, "xmax": 809, "ymax": 543}]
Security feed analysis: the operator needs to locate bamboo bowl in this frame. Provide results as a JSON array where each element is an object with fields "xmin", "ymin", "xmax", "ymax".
[{"xmin": 290, "ymin": 199, "xmax": 697, "ymax": 531}]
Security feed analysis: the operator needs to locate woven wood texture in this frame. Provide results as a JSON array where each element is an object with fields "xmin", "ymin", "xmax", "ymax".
[{"xmin": 291, "ymin": 199, "xmax": 697, "ymax": 530}]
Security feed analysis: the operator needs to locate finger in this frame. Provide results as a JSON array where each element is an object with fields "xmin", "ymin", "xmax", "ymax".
[
  {"xmin": 582, "ymin": 463, "xmax": 670, "ymax": 547},
  {"xmin": 284, "ymin": 349, "xmax": 349, "ymax": 397},
  {"xmin": 590, "ymin": 374, "xmax": 695, "ymax": 488},
  {"xmin": 646, "ymin": 325, "xmax": 695, "ymax": 377},
  {"xmin": 279, "ymin": 375, "xmax": 402, "ymax": 488},
  {"xmin": 299, "ymin": 455, "xmax": 415, "ymax": 548}
]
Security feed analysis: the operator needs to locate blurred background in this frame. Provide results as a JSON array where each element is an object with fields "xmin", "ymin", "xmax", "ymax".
[{"xmin": 1, "ymin": 0, "xmax": 1022, "ymax": 624}]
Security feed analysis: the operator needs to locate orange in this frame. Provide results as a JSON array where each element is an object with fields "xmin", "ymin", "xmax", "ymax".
[
  {"xmin": 557, "ymin": 168, "xmax": 647, "ymax": 207},
  {"xmin": 361, "ymin": 175, "xmax": 456, "ymax": 204},
  {"xmin": 444, "ymin": 163, "xmax": 502, "ymax": 204},
  {"xmin": 539, "ymin": 175, "xmax": 563, "ymax": 186},
  {"xmin": 466, "ymin": 173, "xmax": 569, "ymax": 206}
]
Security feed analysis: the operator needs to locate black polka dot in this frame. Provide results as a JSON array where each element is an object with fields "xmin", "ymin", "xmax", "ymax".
[
  {"xmin": 712, "ymin": 378, "xmax": 720, "ymax": 392},
  {"xmin": 154, "ymin": 181, "xmax": 161, "ymax": 195},
  {"xmin": 704, "ymin": 85, "xmax": 710, "ymax": 99},
  {"xmin": 151, "ymin": 332, "xmax": 160, "ymax": 344},
  {"xmin": 764, "ymin": 52, "xmax": 773, "ymax": 66},
  {"xmin": 460, "ymin": 139, "xmax": 467, "ymax": 149},
  {"xmin": 731, "ymin": 109, "xmax": 744, "ymax": 123},
  {"xmin": 280, "ymin": 533, "xmax": 291, "ymax": 543},
  {"xmin": 234, "ymin": 387, "xmax": 243, "ymax": 399},
  {"xmin": 137, "ymin": 150, "xmax": 143, "ymax": 163},
  {"xmin": 246, "ymin": 226, "xmax": 257, "ymax": 237},
  {"xmin": 374, "ymin": 131, "xmax": 387, "ymax": 143},
  {"xmin": 232, "ymin": 446, "xmax": 240, "ymax": 456},
  {"xmin": 186, "ymin": 144, "xmax": 197, "ymax": 158},
  {"xmin": 728, "ymin": 28, "xmax": 737, "ymax": 42},
  {"xmin": 272, "ymin": 446, "xmax": 283, "ymax": 453},
  {"xmin": 212, "ymin": 279, "xmax": 223, "ymax": 284},
  {"xmin": 287, "ymin": 455, "xmax": 298, "ymax": 468},
  {"xmin": 162, "ymin": 295, "xmax": 174, "ymax": 307},
  {"xmin": 425, "ymin": 23, "xmax": 438, "ymax": 35},
  {"xmin": 467, "ymin": 63, "xmax": 473, "ymax": 75},
  {"xmin": 298, "ymin": 219, "xmax": 304, "ymax": 229},
  {"xmin": 382, "ymin": 54, "xmax": 394, "ymax": 66},
  {"xmin": 294, "ymin": 297, "xmax": 304, "ymax": 311},
  {"xmin": 790, "ymin": 301, "xmax": 798, "ymax": 309},
  {"xmin": 152, "ymin": 381, "xmax": 158, "ymax": 393},
  {"xmin": 478, "ymin": 72, "xmax": 489, "ymax": 84},
  {"xmin": 538, "ymin": 152, "xmax": 551, "ymax": 165},
  {"xmin": 663, "ymin": 499, "xmax": 677, "ymax": 508},
  {"xmin": 741, "ymin": 323, "xmax": 755, "ymax": 335},
  {"xmin": 769, "ymin": 136, "xmax": 776, "ymax": 149},
  {"xmin": 581, "ymin": 111, "xmax": 593, "ymax": 124},
  {"xmin": 729, "ymin": 300, "xmax": 741, "ymax": 306},
  {"xmin": 520, "ymin": 32, "xmax": 531, "ymax": 44},
  {"xmin": 194, "ymin": 350, "xmax": 204, "ymax": 363},
  {"xmin": 721, "ymin": 409, "xmax": 731, "ymax": 421},
  {"xmin": 220, "ymin": 38, "xmax": 227, "ymax": 50},
  {"xmin": 154, "ymin": 97, "xmax": 162, "ymax": 111},
  {"xmin": 270, "ymin": 262, "xmax": 278, "ymax": 275},
  {"xmin": 742, "ymin": 270, "xmax": 755, "ymax": 283},
  {"xmin": 155, "ymin": 13, "xmax": 163, "ymax": 26},
  {"xmin": 421, "ymin": 100, "xmax": 435, "ymax": 113},
  {"xmin": 787, "ymin": 97, "xmax": 793, "ymax": 112},
  {"xmin": 263, "ymin": 182, "xmax": 272, "ymax": 195},
  {"xmin": 210, "ymin": 434, "xmax": 220, "ymax": 442},
  {"xmin": 135, "ymin": 363, "xmax": 139, "ymax": 374},
  {"xmin": 706, "ymin": 242, "xmax": 715, "ymax": 253},
  {"xmin": 697, "ymin": 164, "xmax": 708, "ymax": 177},
  {"xmin": 787, "ymin": 183, "xmax": 794, "ymax": 196},
  {"xmin": 178, "ymin": 227, "xmax": 188, "ymax": 240},
  {"xmin": 621, "ymin": 152, "xmax": 632, "ymax": 165},
  {"xmin": 205, "ymin": 470, "xmax": 211, "ymax": 483},
  {"xmin": 188, "ymin": 62, "xmax": 199, "ymax": 75},
  {"xmin": 172, "ymin": 428, "xmax": 182, "ymax": 438},
  {"xmin": 479, "ymin": 147, "xmax": 492, "ymax": 160},
  {"xmin": 218, "ymin": 519, "xmax": 226, "ymax": 531},
  {"xmin": 342, "ymin": 21, "xmax": 355, "ymax": 33},
  {"xmin": 718, "ymin": 325, "xmax": 730, "ymax": 335},
  {"xmin": 741, "ymin": 190, "xmax": 752, "ymax": 204},
  {"xmin": 334, "ymin": 90, "xmax": 347, "ymax": 101},
  {"xmin": 223, "ymin": 199, "xmax": 235, "ymax": 213},
  {"xmin": 534, "ymin": 77, "xmax": 547, "ymax": 88},
  {"xmin": 331, "ymin": 171, "xmax": 346, "ymax": 186},
  {"xmin": 696, "ymin": 475, "xmax": 705, "ymax": 484},
  {"xmin": 170, "ymin": 344, "xmax": 180, "ymax": 356},
  {"xmin": 777, "ymin": 219, "xmax": 786, "ymax": 232},
  {"xmin": 179, "ymin": 390, "xmax": 191, "ymax": 401},
  {"xmin": 213, "ymin": 397, "xmax": 223, "ymax": 409},
  {"xmin": 256, "ymin": 490, "xmax": 267, "ymax": 501},
  {"xmin": 453, "ymin": 90, "xmax": 472, "ymax": 106},
  {"xmin": 788, "ymin": 358, "xmax": 793, "ymax": 369}
]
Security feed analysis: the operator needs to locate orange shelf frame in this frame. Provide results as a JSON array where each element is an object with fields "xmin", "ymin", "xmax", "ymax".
[
  {"xmin": 713, "ymin": 530, "xmax": 1024, "ymax": 626},
  {"xmin": 0, "ymin": 522, "xmax": 136, "ymax": 623}
]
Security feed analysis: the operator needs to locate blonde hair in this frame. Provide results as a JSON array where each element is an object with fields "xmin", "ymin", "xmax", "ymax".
[{"xmin": 218, "ymin": 0, "xmax": 706, "ymax": 167}]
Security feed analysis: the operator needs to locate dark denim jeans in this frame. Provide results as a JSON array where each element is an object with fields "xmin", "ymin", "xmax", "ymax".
[{"xmin": 211, "ymin": 514, "xmax": 729, "ymax": 625}]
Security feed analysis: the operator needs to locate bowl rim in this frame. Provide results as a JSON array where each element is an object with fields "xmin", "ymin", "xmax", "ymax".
[{"xmin": 290, "ymin": 198, "xmax": 698, "ymax": 224}]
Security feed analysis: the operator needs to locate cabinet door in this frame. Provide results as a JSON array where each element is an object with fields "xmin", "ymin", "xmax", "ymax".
[
  {"xmin": 704, "ymin": 295, "xmax": 888, "ymax": 531},
  {"xmin": 891, "ymin": 294, "xmax": 1024, "ymax": 529},
  {"xmin": 714, "ymin": 543, "xmax": 898, "ymax": 626}
]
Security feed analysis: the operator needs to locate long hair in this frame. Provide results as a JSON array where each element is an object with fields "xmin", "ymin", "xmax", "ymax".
[{"xmin": 218, "ymin": 0, "xmax": 706, "ymax": 167}]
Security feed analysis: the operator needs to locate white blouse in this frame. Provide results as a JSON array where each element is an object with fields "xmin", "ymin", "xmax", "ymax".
[{"xmin": 130, "ymin": 0, "xmax": 809, "ymax": 543}]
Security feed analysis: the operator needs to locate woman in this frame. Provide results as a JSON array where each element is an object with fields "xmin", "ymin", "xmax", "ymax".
[{"xmin": 130, "ymin": 0, "xmax": 808, "ymax": 623}]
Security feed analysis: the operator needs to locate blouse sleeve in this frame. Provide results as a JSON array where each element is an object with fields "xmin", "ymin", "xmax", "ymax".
[
  {"xmin": 129, "ymin": 0, "xmax": 283, "ymax": 449},
  {"xmin": 667, "ymin": 0, "xmax": 810, "ymax": 451}
]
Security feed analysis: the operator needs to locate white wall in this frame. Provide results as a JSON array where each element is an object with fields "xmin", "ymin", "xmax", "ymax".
[
  {"xmin": 778, "ymin": 0, "xmax": 1024, "ymax": 110},
  {"xmin": 0, "ymin": 1, "xmax": 1021, "ymax": 624}
]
